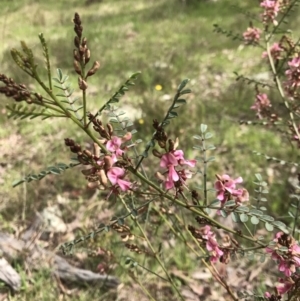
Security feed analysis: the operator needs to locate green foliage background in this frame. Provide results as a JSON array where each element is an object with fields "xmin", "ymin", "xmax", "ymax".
[{"xmin": 0, "ymin": 0, "xmax": 300, "ymax": 300}]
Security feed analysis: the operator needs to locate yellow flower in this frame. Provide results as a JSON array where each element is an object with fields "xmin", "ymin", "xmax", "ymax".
[
  {"xmin": 155, "ymin": 84, "xmax": 162, "ymax": 91},
  {"xmin": 138, "ymin": 118, "xmax": 144, "ymax": 125}
]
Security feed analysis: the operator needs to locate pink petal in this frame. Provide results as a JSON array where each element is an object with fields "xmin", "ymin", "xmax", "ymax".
[
  {"xmin": 160, "ymin": 153, "xmax": 178, "ymax": 168},
  {"xmin": 165, "ymin": 179, "xmax": 175, "ymax": 190},
  {"xmin": 169, "ymin": 166, "xmax": 179, "ymax": 182},
  {"xmin": 117, "ymin": 179, "xmax": 132, "ymax": 191},
  {"xmin": 107, "ymin": 167, "xmax": 125, "ymax": 185}
]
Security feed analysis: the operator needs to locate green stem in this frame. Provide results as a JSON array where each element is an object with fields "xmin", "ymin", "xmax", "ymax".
[
  {"xmin": 202, "ymin": 135, "xmax": 207, "ymax": 206},
  {"xmin": 136, "ymin": 263, "xmax": 168, "ymax": 282},
  {"xmin": 134, "ymin": 275, "xmax": 158, "ymax": 301},
  {"xmin": 119, "ymin": 196, "xmax": 185, "ymax": 301},
  {"xmin": 174, "ymin": 213, "xmax": 238, "ymax": 301},
  {"xmin": 82, "ymin": 88, "xmax": 87, "ymax": 127},
  {"xmin": 266, "ymin": 40, "xmax": 300, "ymax": 141}
]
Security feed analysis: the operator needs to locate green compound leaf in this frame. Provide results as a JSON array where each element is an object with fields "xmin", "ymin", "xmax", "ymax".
[{"xmin": 12, "ymin": 161, "xmax": 80, "ymax": 187}]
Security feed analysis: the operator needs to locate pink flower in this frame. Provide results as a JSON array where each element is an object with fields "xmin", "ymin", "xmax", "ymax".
[
  {"xmin": 264, "ymin": 292, "xmax": 271, "ymax": 299},
  {"xmin": 106, "ymin": 132, "xmax": 132, "ymax": 158},
  {"xmin": 159, "ymin": 150, "xmax": 196, "ymax": 190},
  {"xmin": 276, "ymin": 278, "xmax": 294, "ymax": 295},
  {"xmin": 260, "ymin": 0, "xmax": 280, "ymax": 24},
  {"xmin": 251, "ymin": 93, "xmax": 271, "ymax": 118},
  {"xmin": 107, "ymin": 167, "xmax": 132, "ymax": 191},
  {"xmin": 173, "ymin": 150, "xmax": 197, "ymax": 167},
  {"xmin": 266, "ymin": 232, "xmax": 300, "ymax": 277},
  {"xmin": 262, "ymin": 43, "xmax": 283, "ymax": 60},
  {"xmin": 160, "ymin": 153, "xmax": 179, "ymax": 189},
  {"xmin": 106, "ymin": 136, "xmax": 123, "ymax": 156},
  {"xmin": 243, "ymin": 27, "xmax": 261, "ymax": 44},
  {"xmin": 285, "ymin": 57, "xmax": 300, "ymax": 96},
  {"xmin": 214, "ymin": 174, "xmax": 243, "ymax": 203},
  {"xmin": 201, "ymin": 225, "xmax": 223, "ymax": 263}
]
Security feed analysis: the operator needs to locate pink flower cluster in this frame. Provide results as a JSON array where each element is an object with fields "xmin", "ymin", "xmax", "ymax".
[
  {"xmin": 214, "ymin": 174, "xmax": 249, "ymax": 205},
  {"xmin": 260, "ymin": 0, "xmax": 280, "ymax": 24},
  {"xmin": 97, "ymin": 132, "xmax": 133, "ymax": 193},
  {"xmin": 262, "ymin": 43, "xmax": 283, "ymax": 60},
  {"xmin": 158, "ymin": 149, "xmax": 196, "ymax": 190},
  {"xmin": 265, "ymin": 277, "xmax": 297, "ymax": 299},
  {"xmin": 243, "ymin": 27, "xmax": 261, "ymax": 44},
  {"xmin": 200, "ymin": 225, "xmax": 224, "ymax": 263},
  {"xmin": 265, "ymin": 232, "xmax": 300, "ymax": 297},
  {"xmin": 285, "ymin": 57, "xmax": 300, "ymax": 97},
  {"xmin": 266, "ymin": 232, "xmax": 300, "ymax": 277},
  {"xmin": 251, "ymin": 93, "xmax": 272, "ymax": 118}
]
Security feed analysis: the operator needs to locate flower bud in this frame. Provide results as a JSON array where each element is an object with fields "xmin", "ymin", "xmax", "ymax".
[
  {"xmin": 152, "ymin": 149, "xmax": 162, "ymax": 158},
  {"xmin": 103, "ymin": 156, "xmax": 113, "ymax": 171},
  {"xmin": 87, "ymin": 181, "xmax": 100, "ymax": 189},
  {"xmin": 64, "ymin": 138, "xmax": 74, "ymax": 146},
  {"xmin": 82, "ymin": 37, "xmax": 87, "ymax": 47},
  {"xmin": 93, "ymin": 143, "xmax": 101, "ymax": 158},
  {"xmin": 73, "ymin": 49, "xmax": 80, "ymax": 61},
  {"xmin": 155, "ymin": 171, "xmax": 165, "ymax": 181},
  {"xmin": 81, "ymin": 168, "xmax": 94, "ymax": 176},
  {"xmin": 107, "ymin": 123, "xmax": 114, "ymax": 136},
  {"xmin": 168, "ymin": 139, "xmax": 175, "ymax": 151},
  {"xmin": 83, "ymin": 149, "xmax": 92, "ymax": 158},
  {"xmin": 78, "ymin": 77, "xmax": 88, "ymax": 90},
  {"xmin": 86, "ymin": 61, "xmax": 100, "ymax": 78},
  {"xmin": 122, "ymin": 132, "xmax": 132, "ymax": 142},
  {"xmin": 84, "ymin": 48, "xmax": 90, "ymax": 64},
  {"xmin": 74, "ymin": 36, "xmax": 80, "ymax": 48},
  {"xmin": 158, "ymin": 140, "xmax": 166, "ymax": 148},
  {"xmin": 73, "ymin": 60, "xmax": 82, "ymax": 76},
  {"xmin": 97, "ymin": 169, "xmax": 108, "ymax": 186}
]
